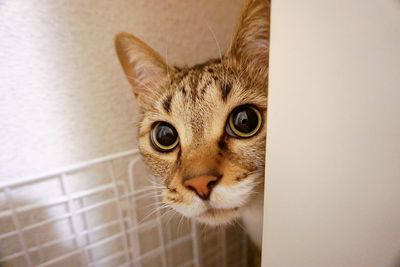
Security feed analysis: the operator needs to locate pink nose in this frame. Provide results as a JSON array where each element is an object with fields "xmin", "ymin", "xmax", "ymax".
[{"xmin": 183, "ymin": 175, "xmax": 219, "ymax": 200}]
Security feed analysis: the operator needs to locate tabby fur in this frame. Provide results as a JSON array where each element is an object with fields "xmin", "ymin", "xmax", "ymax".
[{"xmin": 115, "ymin": 0, "xmax": 269, "ymax": 248}]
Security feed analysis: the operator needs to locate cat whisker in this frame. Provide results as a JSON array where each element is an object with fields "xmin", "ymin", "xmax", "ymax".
[
  {"xmin": 165, "ymin": 41, "xmax": 170, "ymax": 78},
  {"xmin": 139, "ymin": 203, "xmax": 172, "ymax": 224},
  {"xmin": 145, "ymin": 177, "xmax": 166, "ymax": 188},
  {"xmin": 141, "ymin": 199, "xmax": 166, "ymax": 209},
  {"xmin": 160, "ymin": 209, "xmax": 176, "ymax": 225},
  {"xmin": 201, "ymin": 223, "xmax": 208, "ymax": 240},
  {"xmin": 247, "ymin": 168, "xmax": 265, "ymax": 175},
  {"xmin": 164, "ymin": 209, "xmax": 179, "ymax": 226},
  {"xmin": 234, "ymin": 219, "xmax": 247, "ymax": 233},
  {"xmin": 177, "ymin": 213, "xmax": 188, "ymax": 236},
  {"xmin": 136, "ymin": 190, "xmax": 164, "ymax": 199},
  {"xmin": 141, "ymin": 200, "xmax": 169, "ymax": 211},
  {"xmin": 147, "ymin": 177, "xmax": 164, "ymax": 185},
  {"xmin": 146, "ymin": 184, "xmax": 165, "ymax": 191},
  {"xmin": 145, "ymin": 184, "xmax": 165, "ymax": 191},
  {"xmin": 204, "ymin": 21, "xmax": 222, "ymax": 61}
]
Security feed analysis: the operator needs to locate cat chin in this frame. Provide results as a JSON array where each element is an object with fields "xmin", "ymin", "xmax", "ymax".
[{"xmin": 195, "ymin": 207, "xmax": 241, "ymax": 226}]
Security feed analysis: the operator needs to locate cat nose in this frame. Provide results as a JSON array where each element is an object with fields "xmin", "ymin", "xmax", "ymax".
[{"xmin": 183, "ymin": 175, "xmax": 220, "ymax": 200}]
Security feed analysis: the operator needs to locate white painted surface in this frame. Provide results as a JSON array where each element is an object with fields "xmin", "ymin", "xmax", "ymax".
[
  {"xmin": 263, "ymin": 0, "xmax": 400, "ymax": 266},
  {"xmin": 0, "ymin": 0, "xmax": 243, "ymax": 180}
]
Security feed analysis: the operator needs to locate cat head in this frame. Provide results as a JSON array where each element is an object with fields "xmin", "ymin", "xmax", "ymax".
[{"xmin": 115, "ymin": 0, "xmax": 269, "ymax": 225}]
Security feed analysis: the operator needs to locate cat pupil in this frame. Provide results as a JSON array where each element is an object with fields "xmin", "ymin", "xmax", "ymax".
[
  {"xmin": 156, "ymin": 124, "xmax": 177, "ymax": 146},
  {"xmin": 233, "ymin": 108, "xmax": 258, "ymax": 133}
]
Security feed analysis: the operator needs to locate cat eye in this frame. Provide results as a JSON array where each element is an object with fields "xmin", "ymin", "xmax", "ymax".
[
  {"xmin": 151, "ymin": 122, "xmax": 179, "ymax": 152},
  {"xmin": 227, "ymin": 105, "xmax": 262, "ymax": 138}
]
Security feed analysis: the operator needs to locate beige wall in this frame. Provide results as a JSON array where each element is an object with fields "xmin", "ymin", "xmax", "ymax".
[
  {"xmin": 0, "ymin": 0, "xmax": 243, "ymax": 180},
  {"xmin": 263, "ymin": 0, "xmax": 400, "ymax": 266}
]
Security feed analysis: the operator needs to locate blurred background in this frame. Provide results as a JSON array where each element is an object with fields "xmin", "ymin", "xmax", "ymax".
[{"xmin": 0, "ymin": 1, "xmax": 250, "ymax": 266}]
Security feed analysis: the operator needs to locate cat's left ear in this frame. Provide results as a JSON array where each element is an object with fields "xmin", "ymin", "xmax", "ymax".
[
  {"xmin": 228, "ymin": 0, "xmax": 270, "ymax": 79},
  {"xmin": 115, "ymin": 32, "xmax": 171, "ymax": 109}
]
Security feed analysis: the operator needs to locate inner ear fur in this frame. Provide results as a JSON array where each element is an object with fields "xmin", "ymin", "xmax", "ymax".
[
  {"xmin": 115, "ymin": 32, "xmax": 171, "ymax": 109},
  {"xmin": 228, "ymin": 0, "xmax": 270, "ymax": 81}
]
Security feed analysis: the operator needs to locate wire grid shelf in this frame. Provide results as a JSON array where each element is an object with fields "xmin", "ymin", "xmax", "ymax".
[{"xmin": 0, "ymin": 150, "xmax": 248, "ymax": 267}]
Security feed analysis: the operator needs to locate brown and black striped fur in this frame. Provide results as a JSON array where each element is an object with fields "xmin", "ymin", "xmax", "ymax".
[{"xmin": 115, "ymin": 0, "xmax": 269, "ymax": 250}]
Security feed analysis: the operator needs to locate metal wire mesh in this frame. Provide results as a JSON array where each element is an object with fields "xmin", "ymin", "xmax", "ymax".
[{"xmin": 0, "ymin": 150, "xmax": 248, "ymax": 267}]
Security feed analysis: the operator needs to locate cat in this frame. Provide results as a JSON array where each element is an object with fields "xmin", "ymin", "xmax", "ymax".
[{"xmin": 115, "ymin": 0, "xmax": 269, "ymax": 249}]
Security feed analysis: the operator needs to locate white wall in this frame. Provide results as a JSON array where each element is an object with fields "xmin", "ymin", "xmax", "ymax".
[
  {"xmin": 263, "ymin": 0, "xmax": 400, "ymax": 266},
  {"xmin": 0, "ymin": 0, "xmax": 243, "ymax": 180}
]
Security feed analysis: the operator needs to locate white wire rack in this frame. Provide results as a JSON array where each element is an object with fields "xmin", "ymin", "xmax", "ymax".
[{"xmin": 0, "ymin": 150, "xmax": 248, "ymax": 267}]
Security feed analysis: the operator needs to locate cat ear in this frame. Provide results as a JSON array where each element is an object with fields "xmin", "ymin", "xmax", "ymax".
[
  {"xmin": 228, "ymin": 0, "xmax": 270, "ymax": 78},
  {"xmin": 115, "ymin": 32, "xmax": 170, "ymax": 109}
]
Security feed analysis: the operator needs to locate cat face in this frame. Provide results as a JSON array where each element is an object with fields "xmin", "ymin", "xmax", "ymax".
[
  {"xmin": 115, "ymin": 0, "xmax": 269, "ymax": 225},
  {"xmin": 139, "ymin": 61, "xmax": 267, "ymax": 225}
]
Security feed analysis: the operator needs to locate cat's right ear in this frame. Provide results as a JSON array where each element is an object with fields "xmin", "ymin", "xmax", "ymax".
[
  {"xmin": 228, "ymin": 0, "xmax": 269, "ymax": 81},
  {"xmin": 115, "ymin": 32, "xmax": 170, "ymax": 109}
]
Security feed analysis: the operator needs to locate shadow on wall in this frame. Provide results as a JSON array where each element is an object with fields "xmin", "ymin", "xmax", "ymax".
[
  {"xmin": 0, "ymin": 0, "xmax": 139, "ymax": 179},
  {"xmin": 38, "ymin": 0, "xmax": 141, "ymax": 161},
  {"xmin": 390, "ymin": 254, "xmax": 400, "ymax": 267}
]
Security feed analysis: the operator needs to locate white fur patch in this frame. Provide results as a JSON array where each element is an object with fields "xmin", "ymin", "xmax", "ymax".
[
  {"xmin": 210, "ymin": 174, "xmax": 258, "ymax": 209},
  {"xmin": 170, "ymin": 173, "xmax": 260, "ymax": 223},
  {"xmin": 168, "ymin": 193, "xmax": 206, "ymax": 217}
]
